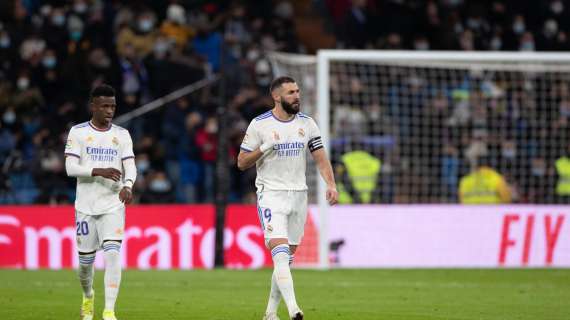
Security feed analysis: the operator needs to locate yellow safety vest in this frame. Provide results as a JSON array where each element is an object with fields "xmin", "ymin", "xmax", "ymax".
[
  {"xmin": 555, "ymin": 157, "xmax": 570, "ymax": 196},
  {"xmin": 337, "ymin": 151, "xmax": 381, "ymax": 204},
  {"xmin": 459, "ymin": 168, "xmax": 504, "ymax": 204}
]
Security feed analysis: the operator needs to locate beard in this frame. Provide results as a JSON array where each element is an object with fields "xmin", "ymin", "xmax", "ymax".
[{"xmin": 281, "ymin": 99, "xmax": 300, "ymax": 115}]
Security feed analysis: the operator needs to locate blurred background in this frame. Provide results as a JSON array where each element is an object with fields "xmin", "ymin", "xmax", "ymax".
[
  {"xmin": 0, "ymin": 3, "xmax": 569, "ymax": 319},
  {"xmin": 1, "ymin": 0, "xmax": 569, "ymax": 206}
]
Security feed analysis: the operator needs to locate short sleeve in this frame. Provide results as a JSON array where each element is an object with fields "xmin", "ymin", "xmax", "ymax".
[
  {"xmin": 64, "ymin": 128, "xmax": 81, "ymax": 158},
  {"xmin": 240, "ymin": 121, "xmax": 261, "ymax": 152},
  {"xmin": 307, "ymin": 118, "xmax": 321, "ymax": 140},
  {"xmin": 121, "ymin": 131, "xmax": 135, "ymax": 161},
  {"xmin": 307, "ymin": 118, "xmax": 323, "ymax": 152}
]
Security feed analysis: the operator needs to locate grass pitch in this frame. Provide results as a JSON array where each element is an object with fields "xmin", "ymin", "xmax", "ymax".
[{"xmin": 0, "ymin": 268, "xmax": 568, "ymax": 320}]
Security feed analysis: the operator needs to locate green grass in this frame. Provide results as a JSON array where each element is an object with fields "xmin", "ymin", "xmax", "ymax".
[{"xmin": 0, "ymin": 269, "xmax": 569, "ymax": 320}]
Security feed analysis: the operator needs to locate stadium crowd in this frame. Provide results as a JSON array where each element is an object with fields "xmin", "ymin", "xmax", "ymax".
[{"xmin": 0, "ymin": 0, "xmax": 568, "ymax": 204}]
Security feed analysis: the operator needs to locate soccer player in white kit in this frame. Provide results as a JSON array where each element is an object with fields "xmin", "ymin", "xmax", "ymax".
[
  {"xmin": 238, "ymin": 77, "xmax": 338, "ymax": 320},
  {"xmin": 64, "ymin": 84, "xmax": 136, "ymax": 320}
]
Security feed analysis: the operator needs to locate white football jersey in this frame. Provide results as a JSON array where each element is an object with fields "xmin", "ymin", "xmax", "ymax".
[
  {"xmin": 64, "ymin": 121, "xmax": 135, "ymax": 215},
  {"xmin": 240, "ymin": 111, "xmax": 323, "ymax": 192}
]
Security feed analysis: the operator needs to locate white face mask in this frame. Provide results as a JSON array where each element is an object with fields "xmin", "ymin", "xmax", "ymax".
[
  {"xmin": 137, "ymin": 160, "xmax": 150, "ymax": 172},
  {"xmin": 551, "ymin": 1, "xmax": 564, "ymax": 14},
  {"xmin": 3, "ymin": 110, "xmax": 16, "ymax": 124},
  {"xmin": 513, "ymin": 22, "xmax": 525, "ymax": 34},
  {"xmin": 520, "ymin": 41, "xmax": 535, "ymax": 51},
  {"xmin": 73, "ymin": 2, "xmax": 88, "ymax": 14},
  {"xmin": 52, "ymin": 14, "xmax": 66, "ymax": 26},
  {"xmin": 0, "ymin": 36, "xmax": 10, "ymax": 48},
  {"xmin": 490, "ymin": 37, "xmax": 502, "ymax": 50},
  {"xmin": 138, "ymin": 19, "xmax": 154, "ymax": 32},
  {"xmin": 150, "ymin": 179, "xmax": 171, "ymax": 192},
  {"xmin": 17, "ymin": 77, "xmax": 30, "ymax": 90},
  {"xmin": 414, "ymin": 41, "xmax": 429, "ymax": 50}
]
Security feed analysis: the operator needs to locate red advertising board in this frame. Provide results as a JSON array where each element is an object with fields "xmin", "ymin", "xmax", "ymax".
[{"xmin": 0, "ymin": 205, "xmax": 277, "ymax": 269}]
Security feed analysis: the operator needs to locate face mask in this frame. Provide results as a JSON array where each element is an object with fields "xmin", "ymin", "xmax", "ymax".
[
  {"xmin": 153, "ymin": 41, "xmax": 169, "ymax": 57},
  {"xmin": 560, "ymin": 107, "xmax": 570, "ymax": 117},
  {"xmin": 17, "ymin": 78, "xmax": 30, "ymax": 90},
  {"xmin": 513, "ymin": 22, "xmax": 525, "ymax": 34},
  {"xmin": 502, "ymin": 149, "xmax": 516, "ymax": 159},
  {"xmin": 414, "ymin": 41, "xmax": 429, "ymax": 50},
  {"xmin": 551, "ymin": 1, "xmax": 564, "ymax": 14},
  {"xmin": 40, "ymin": 5, "xmax": 52, "ymax": 17},
  {"xmin": 73, "ymin": 2, "xmax": 88, "ymax": 14},
  {"xmin": 545, "ymin": 20, "xmax": 558, "ymax": 36},
  {"xmin": 52, "ymin": 14, "xmax": 66, "ymax": 26},
  {"xmin": 70, "ymin": 31, "xmax": 82, "ymax": 41},
  {"xmin": 3, "ymin": 111, "xmax": 16, "ymax": 124},
  {"xmin": 521, "ymin": 41, "xmax": 535, "ymax": 51},
  {"xmin": 532, "ymin": 167, "xmax": 546, "ymax": 176},
  {"xmin": 150, "ymin": 179, "xmax": 171, "ymax": 192},
  {"xmin": 205, "ymin": 122, "xmax": 218, "ymax": 134},
  {"xmin": 490, "ymin": 37, "xmax": 502, "ymax": 50},
  {"xmin": 95, "ymin": 57, "xmax": 111, "ymax": 69},
  {"xmin": 138, "ymin": 19, "xmax": 154, "ymax": 32},
  {"xmin": 42, "ymin": 56, "xmax": 57, "ymax": 68},
  {"xmin": 0, "ymin": 36, "xmax": 9, "ymax": 48},
  {"xmin": 137, "ymin": 160, "xmax": 150, "ymax": 172},
  {"xmin": 256, "ymin": 75, "xmax": 271, "ymax": 86},
  {"xmin": 247, "ymin": 49, "xmax": 260, "ymax": 61},
  {"xmin": 467, "ymin": 18, "xmax": 481, "ymax": 30}
]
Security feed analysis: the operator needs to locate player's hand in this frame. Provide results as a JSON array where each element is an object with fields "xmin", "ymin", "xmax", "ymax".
[
  {"xmin": 92, "ymin": 168, "xmax": 122, "ymax": 181},
  {"xmin": 326, "ymin": 186, "xmax": 338, "ymax": 205},
  {"xmin": 119, "ymin": 187, "xmax": 133, "ymax": 204},
  {"xmin": 260, "ymin": 131, "xmax": 280, "ymax": 153}
]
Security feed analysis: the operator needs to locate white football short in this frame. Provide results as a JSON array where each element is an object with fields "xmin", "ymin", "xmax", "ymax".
[
  {"xmin": 75, "ymin": 208, "xmax": 125, "ymax": 253},
  {"xmin": 256, "ymin": 190, "xmax": 308, "ymax": 245}
]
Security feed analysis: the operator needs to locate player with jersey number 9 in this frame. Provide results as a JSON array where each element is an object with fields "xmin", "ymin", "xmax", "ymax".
[{"xmin": 237, "ymin": 76, "xmax": 338, "ymax": 320}]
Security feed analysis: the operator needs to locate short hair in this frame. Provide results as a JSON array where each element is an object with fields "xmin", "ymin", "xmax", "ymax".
[
  {"xmin": 270, "ymin": 76, "xmax": 296, "ymax": 93},
  {"xmin": 90, "ymin": 84, "xmax": 115, "ymax": 102}
]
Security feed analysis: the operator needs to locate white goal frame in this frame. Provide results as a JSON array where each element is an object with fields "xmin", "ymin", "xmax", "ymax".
[{"xmin": 315, "ymin": 50, "xmax": 570, "ymax": 269}]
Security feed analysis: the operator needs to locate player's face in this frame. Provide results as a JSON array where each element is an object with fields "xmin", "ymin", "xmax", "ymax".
[
  {"xmin": 278, "ymin": 82, "xmax": 300, "ymax": 115},
  {"xmin": 90, "ymin": 96, "xmax": 116, "ymax": 126}
]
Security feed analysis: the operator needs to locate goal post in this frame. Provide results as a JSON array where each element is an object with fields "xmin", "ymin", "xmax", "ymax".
[{"xmin": 268, "ymin": 50, "xmax": 570, "ymax": 269}]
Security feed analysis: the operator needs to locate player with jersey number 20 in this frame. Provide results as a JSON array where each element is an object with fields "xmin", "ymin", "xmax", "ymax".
[
  {"xmin": 238, "ymin": 76, "xmax": 338, "ymax": 320},
  {"xmin": 64, "ymin": 84, "xmax": 136, "ymax": 320}
]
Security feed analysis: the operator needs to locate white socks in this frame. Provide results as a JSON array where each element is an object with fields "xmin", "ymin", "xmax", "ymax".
[
  {"xmin": 271, "ymin": 245, "xmax": 299, "ymax": 316},
  {"xmin": 266, "ymin": 253, "xmax": 295, "ymax": 314},
  {"xmin": 78, "ymin": 253, "xmax": 95, "ymax": 298},
  {"xmin": 102, "ymin": 241, "xmax": 122, "ymax": 312}
]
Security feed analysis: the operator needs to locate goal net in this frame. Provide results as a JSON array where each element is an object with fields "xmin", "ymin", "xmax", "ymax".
[{"xmin": 268, "ymin": 50, "xmax": 570, "ymax": 268}]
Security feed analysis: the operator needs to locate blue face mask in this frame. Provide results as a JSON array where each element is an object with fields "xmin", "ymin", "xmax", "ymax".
[
  {"xmin": 521, "ymin": 41, "xmax": 535, "ymax": 51},
  {"xmin": 0, "ymin": 36, "xmax": 10, "ymax": 48},
  {"xmin": 70, "ymin": 31, "xmax": 82, "ymax": 41},
  {"xmin": 42, "ymin": 56, "xmax": 57, "ymax": 68},
  {"xmin": 52, "ymin": 14, "xmax": 66, "ymax": 26}
]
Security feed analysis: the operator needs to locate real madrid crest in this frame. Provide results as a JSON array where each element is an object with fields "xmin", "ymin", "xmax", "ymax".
[
  {"xmin": 298, "ymin": 128, "xmax": 305, "ymax": 137},
  {"xmin": 112, "ymin": 137, "xmax": 119, "ymax": 145}
]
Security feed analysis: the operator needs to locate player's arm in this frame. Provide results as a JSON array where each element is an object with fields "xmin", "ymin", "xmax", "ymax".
[
  {"xmin": 310, "ymin": 138, "xmax": 338, "ymax": 205},
  {"xmin": 119, "ymin": 132, "xmax": 136, "ymax": 204},
  {"xmin": 237, "ymin": 121, "xmax": 274, "ymax": 171},
  {"xmin": 64, "ymin": 129, "xmax": 120, "ymax": 180},
  {"xmin": 65, "ymin": 156, "xmax": 122, "ymax": 181},
  {"xmin": 237, "ymin": 148, "xmax": 264, "ymax": 171}
]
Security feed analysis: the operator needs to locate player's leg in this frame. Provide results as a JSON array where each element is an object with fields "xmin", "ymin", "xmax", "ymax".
[
  {"xmin": 98, "ymin": 208, "xmax": 125, "ymax": 320},
  {"xmin": 261, "ymin": 191, "xmax": 302, "ymax": 319},
  {"xmin": 76, "ymin": 211, "xmax": 98, "ymax": 320},
  {"xmin": 265, "ymin": 241, "xmax": 296, "ymax": 320},
  {"xmin": 284, "ymin": 191, "xmax": 309, "ymax": 320}
]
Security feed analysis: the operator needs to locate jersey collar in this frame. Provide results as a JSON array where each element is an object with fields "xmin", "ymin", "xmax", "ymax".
[{"xmin": 89, "ymin": 120, "xmax": 112, "ymax": 132}]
